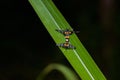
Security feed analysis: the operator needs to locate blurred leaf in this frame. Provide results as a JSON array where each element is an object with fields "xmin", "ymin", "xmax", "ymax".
[{"xmin": 37, "ymin": 63, "xmax": 79, "ymax": 80}]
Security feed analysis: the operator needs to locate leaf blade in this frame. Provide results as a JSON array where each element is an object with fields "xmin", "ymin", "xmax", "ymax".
[{"xmin": 28, "ymin": 0, "xmax": 106, "ymax": 80}]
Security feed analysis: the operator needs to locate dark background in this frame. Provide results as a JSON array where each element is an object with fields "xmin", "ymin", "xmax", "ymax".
[{"xmin": 0, "ymin": 0, "xmax": 120, "ymax": 80}]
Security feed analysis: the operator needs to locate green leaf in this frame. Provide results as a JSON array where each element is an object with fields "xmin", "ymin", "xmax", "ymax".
[
  {"xmin": 28, "ymin": 0, "xmax": 106, "ymax": 80},
  {"xmin": 37, "ymin": 63, "xmax": 79, "ymax": 80}
]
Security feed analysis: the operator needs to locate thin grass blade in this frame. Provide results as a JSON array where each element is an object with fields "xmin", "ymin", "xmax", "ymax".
[{"xmin": 37, "ymin": 63, "xmax": 79, "ymax": 80}]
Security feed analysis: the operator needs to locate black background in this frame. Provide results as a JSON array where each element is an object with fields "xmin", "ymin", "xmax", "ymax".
[{"xmin": 0, "ymin": 0, "xmax": 120, "ymax": 80}]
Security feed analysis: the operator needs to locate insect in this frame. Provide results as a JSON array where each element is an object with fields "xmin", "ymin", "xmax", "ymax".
[
  {"xmin": 56, "ymin": 29, "xmax": 78, "ymax": 49},
  {"xmin": 55, "ymin": 29, "xmax": 74, "ymax": 36},
  {"xmin": 56, "ymin": 29, "xmax": 74, "ymax": 42},
  {"xmin": 56, "ymin": 42, "xmax": 76, "ymax": 49}
]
